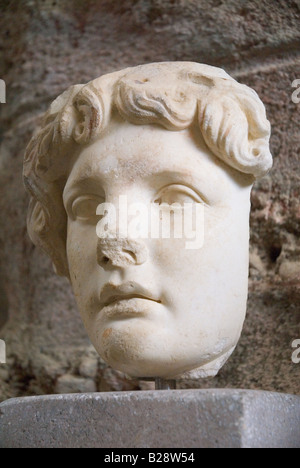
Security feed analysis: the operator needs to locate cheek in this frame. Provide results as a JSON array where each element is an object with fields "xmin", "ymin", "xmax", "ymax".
[
  {"xmin": 151, "ymin": 239, "xmax": 205, "ymax": 309},
  {"xmin": 150, "ymin": 206, "xmax": 226, "ymax": 273},
  {"xmin": 66, "ymin": 222, "xmax": 98, "ymax": 287},
  {"xmin": 150, "ymin": 206, "xmax": 250, "ymax": 304}
]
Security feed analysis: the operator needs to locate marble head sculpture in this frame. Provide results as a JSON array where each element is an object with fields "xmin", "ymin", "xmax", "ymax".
[{"xmin": 23, "ymin": 62, "xmax": 272, "ymax": 379}]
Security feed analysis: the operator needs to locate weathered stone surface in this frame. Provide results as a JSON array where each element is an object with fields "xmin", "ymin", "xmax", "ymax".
[
  {"xmin": 79, "ymin": 356, "xmax": 98, "ymax": 380},
  {"xmin": 54, "ymin": 375, "xmax": 96, "ymax": 394},
  {"xmin": 0, "ymin": 0, "xmax": 299, "ymax": 400},
  {"xmin": 0, "ymin": 390, "xmax": 299, "ymax": 448}
]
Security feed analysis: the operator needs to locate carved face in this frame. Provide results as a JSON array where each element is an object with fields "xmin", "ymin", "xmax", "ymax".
[{"xmin": 63, "ymin": 118, "xmax": 253, "ymax": 379}]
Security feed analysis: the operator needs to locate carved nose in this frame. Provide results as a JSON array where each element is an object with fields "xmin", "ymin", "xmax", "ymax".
[{"xmin": 97, "ymin": 237, "xmax": 148, "ymax": 268}]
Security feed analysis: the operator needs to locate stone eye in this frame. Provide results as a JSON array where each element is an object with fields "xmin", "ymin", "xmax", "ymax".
[
  {"xmin": 154, "ymin": 184, "xmax": 206, "ymax": 206},
  {"xmin": 71, "ymin": 196, "xmax": 102, "ymax": 221}
]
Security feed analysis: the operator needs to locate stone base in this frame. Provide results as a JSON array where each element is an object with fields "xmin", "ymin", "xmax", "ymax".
[{"xmin": 0, "ymin": 389, "xmax": 299, "ymax": 448}]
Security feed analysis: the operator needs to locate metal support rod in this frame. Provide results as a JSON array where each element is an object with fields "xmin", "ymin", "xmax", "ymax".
[{"xmin": 155, "ymin": 378, "xmax": 176, "ymax": 390}]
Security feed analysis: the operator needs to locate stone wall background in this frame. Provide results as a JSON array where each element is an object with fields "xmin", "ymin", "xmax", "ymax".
[{"xmin": 0, "ymin": 0, "xmax": 299, "ymax": 401}]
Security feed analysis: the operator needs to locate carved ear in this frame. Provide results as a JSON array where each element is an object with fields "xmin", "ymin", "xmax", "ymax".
[{"xmin": 198, "ymin": 88, "xmax": 273, "ymax": 179}]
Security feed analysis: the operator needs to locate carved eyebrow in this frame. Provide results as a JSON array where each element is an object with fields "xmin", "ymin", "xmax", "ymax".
[
  {"xmin": 63, "ymin": 175, "xmax": 106, "ymax": 205},
  {"xmin": 66, "ymin": 173, "xmax": 105, "ymax": 188},
  {"xmin": 147, "ymin": 169, "xmax": 211, "ymax": 191},
  {"xmin": 147, "ymin": 169, "xmax": 228, "ymax": 206}
]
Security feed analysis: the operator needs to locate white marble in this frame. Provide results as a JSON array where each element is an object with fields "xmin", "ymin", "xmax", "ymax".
[{"xmin": 23, "ymin": 62, "xmax": 272, "ymax": 379}]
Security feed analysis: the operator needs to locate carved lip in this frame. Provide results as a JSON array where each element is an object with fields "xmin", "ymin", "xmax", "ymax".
[{"xmin": 99, "ymin": 281, "xmax": 161, "ymax": 309}]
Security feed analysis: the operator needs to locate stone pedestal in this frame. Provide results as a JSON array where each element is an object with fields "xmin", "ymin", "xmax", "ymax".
[{"xmin": 0, "ymin": 389, "xmax": 299, "ymax": 448}]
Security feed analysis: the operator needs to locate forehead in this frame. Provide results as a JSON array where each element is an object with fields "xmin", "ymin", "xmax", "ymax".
[{"xmin": 64, "ymin": 119, "xmax": 240, "ymax": 197}]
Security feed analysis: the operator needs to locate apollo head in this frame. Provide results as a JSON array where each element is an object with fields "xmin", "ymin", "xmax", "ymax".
[{"xmin": 23, "ymin": 62, "xmax": 272, "ymax": 379}]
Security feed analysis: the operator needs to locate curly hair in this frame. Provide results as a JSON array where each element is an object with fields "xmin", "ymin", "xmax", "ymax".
[{"xmin": 23, "ymin": 62, "xmax": 273, "ymax": 277}]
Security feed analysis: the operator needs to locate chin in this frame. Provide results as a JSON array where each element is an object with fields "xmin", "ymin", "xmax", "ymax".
[
  {"xmin": 92, "ymin": 325, "xmax": 223, "ymax": 379},
  {"xmin": 103, "ymin": 345, "xmax": 237, "ymax": 380},
  {"xmin": 93, "ymin": 323, "xmax": 189, "ymax": 378}
]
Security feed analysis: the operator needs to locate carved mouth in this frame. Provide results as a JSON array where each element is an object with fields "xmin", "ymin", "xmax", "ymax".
[
  {"xmin": 103, "ymin": 294, "xmax": 161, "ymax": 308},
  {"xmin": 99, "ymin": 281, "xmax": 162, "ymax": 311}
]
